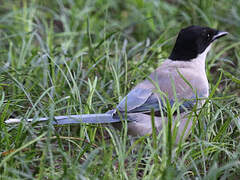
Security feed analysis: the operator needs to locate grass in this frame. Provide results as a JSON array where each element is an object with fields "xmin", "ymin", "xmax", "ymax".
[{"xmin": 0, "ymin": 0, "xmax": 240, "ymax": 179}]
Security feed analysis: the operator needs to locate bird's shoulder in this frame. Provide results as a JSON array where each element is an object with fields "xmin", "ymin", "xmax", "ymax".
[
  {"xmin": 136, "ymin": 58, "xmax": 208, "ymax": 97},
  {"xmin": 149, "ymin": 59, "xmax": 193, "ymax": 80}
]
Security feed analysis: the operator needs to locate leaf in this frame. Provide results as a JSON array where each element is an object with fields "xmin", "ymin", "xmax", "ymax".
[{"xmin": 219, "ymin": 68, "xmax": 240, "ymax": 84}]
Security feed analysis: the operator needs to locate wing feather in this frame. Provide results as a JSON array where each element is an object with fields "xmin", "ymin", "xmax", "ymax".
[{"xmin": 116, "ymin": 61, "xmax": 209, "ymax": 114}]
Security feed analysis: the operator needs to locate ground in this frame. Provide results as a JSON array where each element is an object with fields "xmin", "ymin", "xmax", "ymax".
[{"xmin": 0, "ymin": 0, "xmax": 240, "ymax": 179}]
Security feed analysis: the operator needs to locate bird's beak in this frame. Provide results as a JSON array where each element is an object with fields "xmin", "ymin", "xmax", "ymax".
[{"xmin": 212, "ymin": 31, "xmax": 228, "ymax": 41}]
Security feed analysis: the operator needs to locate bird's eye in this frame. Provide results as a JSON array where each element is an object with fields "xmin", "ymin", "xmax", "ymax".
[{"xmin": 207, "ymin": 33, "xmax": 210, "ymax": 38}]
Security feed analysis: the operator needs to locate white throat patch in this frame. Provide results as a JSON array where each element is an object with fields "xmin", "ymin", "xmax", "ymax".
[{"xmin": 191, "ymin": 44, "xmax": 212, "ymax": 69}]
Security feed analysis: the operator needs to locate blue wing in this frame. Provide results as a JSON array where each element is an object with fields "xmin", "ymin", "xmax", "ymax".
[{"xmin": 115, "ymin": 65, "xmax": 209, "ymax": 115}]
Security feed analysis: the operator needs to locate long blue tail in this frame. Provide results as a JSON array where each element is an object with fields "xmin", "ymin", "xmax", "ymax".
[{"xmin": 5, "ymin": 114, "xmax": 121, "ymax": 125}]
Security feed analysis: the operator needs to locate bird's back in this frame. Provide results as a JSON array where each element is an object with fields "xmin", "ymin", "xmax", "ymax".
[{"xmin": 116, "ymin": 59, "xmax": 209, "ymax": 114}]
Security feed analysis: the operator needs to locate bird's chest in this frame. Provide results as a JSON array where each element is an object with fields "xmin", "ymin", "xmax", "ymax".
[{"xmin": 152, "ymin": 67, "xmax": 209, "ymax": 99}]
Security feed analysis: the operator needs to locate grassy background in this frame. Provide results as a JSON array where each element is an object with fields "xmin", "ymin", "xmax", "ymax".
[{"xmin": 0, "ymin": 0, "xmax": 240, "ymax": 179}]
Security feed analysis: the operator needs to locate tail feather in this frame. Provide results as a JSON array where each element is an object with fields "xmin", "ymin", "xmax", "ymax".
[{"xmin": 5, "ymin": 114, "xmax": 121, "ymax": 124}]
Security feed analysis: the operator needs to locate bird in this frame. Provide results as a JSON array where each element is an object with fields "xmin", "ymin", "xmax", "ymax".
[{"xmin": 5, "ymin": 25, "xmax": 228, "ymax": 142}]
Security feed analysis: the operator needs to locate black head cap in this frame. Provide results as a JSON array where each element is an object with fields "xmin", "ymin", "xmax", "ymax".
[{"xmin": 169, "ymin": 25, "xmax": 228, "ymax": 61}]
